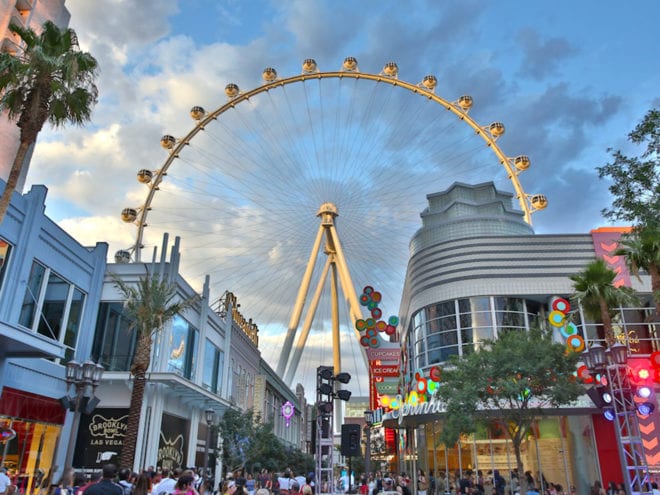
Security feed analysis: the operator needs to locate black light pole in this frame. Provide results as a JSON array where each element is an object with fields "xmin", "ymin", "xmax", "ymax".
[
  {"xmin": 204, "ymin": 409, "xmax": 215, "ymax": 481},
  {"xmin": 63, "ymin": 360, "xmax": 104, "ymax": 470},
  {"xmin": 363, "ymin": 410, "xmax": 373, "ymax": 479},
  {"xmin": 316, "ymin": 366, "xmax": 352, "ymax": 495}
]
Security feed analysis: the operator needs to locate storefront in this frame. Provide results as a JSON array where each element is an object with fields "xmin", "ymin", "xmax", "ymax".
[
  {"xmin": 0, "ymin": 388, "xmax": 66, "ymax": 495},
  {"xmin": 72, "ymin": 408, "xmax": 129, "ymax": 469},
  {"xmin": 383, "ymin": 397, "xmax": 609, "ymax": 495}
]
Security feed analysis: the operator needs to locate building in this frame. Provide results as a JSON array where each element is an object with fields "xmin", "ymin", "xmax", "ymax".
[
  {"xmin": 391, "ymin": 182, "xmax": 657, "ymax": 493},
  {"xmin": 0, "ymin": 180, "xmax": 308, "ymax": 484},
  {"xmin": 87, "ymin": 238, "xmax": 308, "ymax": 478},
  {"xmin": 0, "ymin": 0, "xmax": 70, "ymax": 190},
  {"xmin": 0, "ymin": 183, "xmax": 107, "ymax": 489}
]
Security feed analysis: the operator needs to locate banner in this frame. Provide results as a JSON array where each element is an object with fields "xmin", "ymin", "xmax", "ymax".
[
  {"xmin": 366, "ymin": 347, "xmax": 400, "ymax": 362},
  {"xmin": 370, "ymin": 363, "xmax": 400, "ymax": 377},
  {"xmin": 158, "ymin": 413, "xmax": 189, "ymax": 469},
  {"xmin": 590, "ymin": 227, "xmax": 632, "ymax": 287},
  {"xmin": 73, "ymin": 408, "xmax": 128, "ymax": 468},
  {"xmin": 375, "ymin": 381, "xmax": 398, "ymax": 394}
]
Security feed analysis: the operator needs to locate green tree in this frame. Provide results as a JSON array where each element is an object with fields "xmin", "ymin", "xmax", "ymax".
[
  {"xmin": 570, "ymin": 258, "xmax": 638, "ymax": 345},
  {"xmin": 0, "ymin": 21, "xmax": 98, "ymax": 225},
  {"xmin": 218, "ymin": 408, "xmax": 313, "ymax": 476},
  {"xmin": 436, "ymin": 328, "xmax": 582, "ymax": 495},
  {"xmin": 220, "ymin": 408, "xmax": 259, "ymax": 474},
  {"xmin": 597, "ymin": 108, "xmax": 659, "ymax": 230},
  {"xmin": 615, "ymin": 227, "xmax": 660, "ymax": 318},
  {"xmin": 113, "ymin": 271, "xmax": 196, "ymax": 469}
]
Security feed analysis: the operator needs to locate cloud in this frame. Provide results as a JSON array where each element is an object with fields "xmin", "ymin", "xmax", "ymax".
[
  {"xmin": 18, "ymin": 0, "xmax": 656, "ymax": 399},
  {"xmin": 516, "ymin": 28, "xmax": 577, "ymax": 80}
]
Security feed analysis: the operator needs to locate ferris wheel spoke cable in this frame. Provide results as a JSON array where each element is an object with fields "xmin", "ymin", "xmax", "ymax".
[{"xmin": 128, "ymin": 65, "xmax": 544, "ymax": 395}]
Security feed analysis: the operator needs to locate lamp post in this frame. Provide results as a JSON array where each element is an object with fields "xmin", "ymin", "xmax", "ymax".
[
  {"xmin": 63, "ymin": 359, "xmax": 104, "ymax": 469},
  {"xmin": 203, "ymin": 409, "xmax": 215, "ymax": 481},
  {"xmin": 363, "ymin": 410, "xmax": 373, "ymax": 479},
  {"xmin": 582, "ymin": 344, "xmax": 651, "ymax": 495}
]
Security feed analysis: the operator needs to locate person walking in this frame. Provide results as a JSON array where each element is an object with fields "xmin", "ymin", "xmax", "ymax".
[
  {"xmin": 493, "ymin": 471, "xmax": 506, "ymax": 495},
  {"xmin": 0, "ymin": 467, "xmax": 13, "ymax": 495},
  {"xmin": 118, "ymin": 469, "xmax": 134, "ymax": 495},
  {"xmin": 152, "ymin": 469, "xmax": 181, "ymax": 495},
  {"xmin": 418, "ymin": 471, "xmax": 428, "ymax": 495},
  {"xmin": 83, "ymin": 465, "xmax": 123, "ymax": 495}
]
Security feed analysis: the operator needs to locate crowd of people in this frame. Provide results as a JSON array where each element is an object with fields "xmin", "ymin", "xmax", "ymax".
[{"xmin": 2, "ymin": 464, "xmax": 659, "ymax": 495}]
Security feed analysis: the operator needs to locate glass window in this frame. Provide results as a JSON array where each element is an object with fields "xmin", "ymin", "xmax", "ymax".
[
  {"xmin": 93, "ymin": 302, "xmax": 136, "ymax": 371},
  {"xmin": 0, "ymin": 239, "xmax": 10, "ymax": 289},
  {"xmin": 18, "ymin": 262, "xmax": 87, "ymax": 360},
  {"xmin": 63, "ymin": 288, "xmax": 85, "ymax": 362},
  {"xmin": 185, "ymin": 328, "xmax": 198, "ymax": 380},
  {"xmin": 167, "ymin": 315, "xmax": 198, "ymax": 380},
  {"xmin": 37, "ymin": 272, "xmax": 69, "ymax": 341},
  {"xmin": 217, "ymin": 350, "xmax": 225, "ymax": 393},
  {"xmin": 203, "ymin": 340, "xmax": 221, "ymax": 393},
  {"xmin": 19, "ymin": 262, "xmax": 46, "ymax": 329},
  {"xmin": 428, "ymin": 346, "xmax": 458, "ymax": 363}
]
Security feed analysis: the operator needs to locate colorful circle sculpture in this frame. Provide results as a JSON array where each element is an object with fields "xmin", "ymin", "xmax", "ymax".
[
  {"xmin": 358, "ymin": 285, "xmax": 400, "ymax": 348},
  {"xmin": 576, "ymin": 364, "xmax": 592, "ymax": 383},
  {"xmin": 552, "ymin": 298, "xmax": 570, "ymax": 313},
  {"xmin": 566, "ymin": 334, "xmax": 585, "ymax": 352},
  {"xmin": 429, "ymin": 366, "xmax": 442, "ymax": 382},
  {"xmin": 560, "ymin": 322, "xmax": 578, "ymax": 339},
  {"xmin": 548, "ymin": 310, "xmax": 566, "ymax": 327}
]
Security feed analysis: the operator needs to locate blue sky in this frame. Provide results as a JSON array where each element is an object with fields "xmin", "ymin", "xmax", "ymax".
[{"xmin": 23, "ymin": 0, "xmax": 660, "ymax": 397}]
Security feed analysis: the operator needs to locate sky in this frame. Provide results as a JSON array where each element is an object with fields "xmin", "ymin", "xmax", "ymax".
[{"xmin": 20, "ymin": 0, "xmax": 660, "ymax": 399}]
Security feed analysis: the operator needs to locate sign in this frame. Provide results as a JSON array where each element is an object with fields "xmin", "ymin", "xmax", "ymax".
[
  {"xmin": 375, "ymin": 381, "xmax": 398, "ymax": 394},
  {"xmin": 158, "ymin": 413, "xmax": 189, "ymax": 469},
  {"xmin": 366, "ymin": 347, "xmax": 400, "ymax": 362},
  {"xmin": 73, "ymin": 408, "xmax": 128, "ymax": 468},
  {"xmin": 591, "ymin": 227, "xmax": 631, "ymax": 287},
  {"xmin": 370, "ymin": 364, "xmax": 400, "ymax": 377}
]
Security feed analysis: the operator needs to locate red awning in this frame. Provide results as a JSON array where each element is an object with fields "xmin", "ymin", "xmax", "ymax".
[{"xmin": 0, "ymin": 387, "xmax": 66, "ymax": 424}]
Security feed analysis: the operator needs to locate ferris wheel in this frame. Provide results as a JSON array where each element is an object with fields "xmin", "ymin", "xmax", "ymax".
[{"xmin": 119, "ymin": 57, "xmax": 547, "ymax": 396}]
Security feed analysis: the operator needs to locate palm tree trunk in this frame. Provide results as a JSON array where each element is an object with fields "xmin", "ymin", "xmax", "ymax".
[
  {"xmin": 649, "ymin": 264, "xmax": 660, "ymax": 319},
  {"xmin": 599, "ymin": 298, "xmax": 615, "ymax": 346},
  {"xmin": 511, "ymin": 435, "xmax": 527, "ymax": 495},
  {"xmin": 0, "ymin": 139, "xmax": 31, "ymax": 225},
  {"xmin": 119, "ymin": 332, "xmax": 153, "ymax": 469}
]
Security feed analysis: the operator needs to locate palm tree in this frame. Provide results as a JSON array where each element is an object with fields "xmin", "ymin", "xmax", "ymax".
[
  {"xmin": 113, "ymin": 271, "xmax": 196, "ymax": 469},
  {"xmin": 570, "ymin": 258, "xmax": 638, "ymax": 346},
  {"xmin": 0, "ymin": 21, "xmax": 98, "ymax": 225},
  {"xmin": 615, "ymin": 226, "xmax": 660, "ymax": 319}
]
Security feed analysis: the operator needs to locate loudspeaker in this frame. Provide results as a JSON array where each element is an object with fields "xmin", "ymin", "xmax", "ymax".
[{"xmin": 340, "ymin": 423, "xmax": 361, "ymax": 457}]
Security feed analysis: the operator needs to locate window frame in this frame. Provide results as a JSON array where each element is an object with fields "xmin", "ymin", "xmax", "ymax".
[
  {"xmin": 18, "ymin": 260, "xmax": 87, "ymax": 361},
  {"xmin": 0, "ymin": 237, "xmax": 11, "ymax": 293}
]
